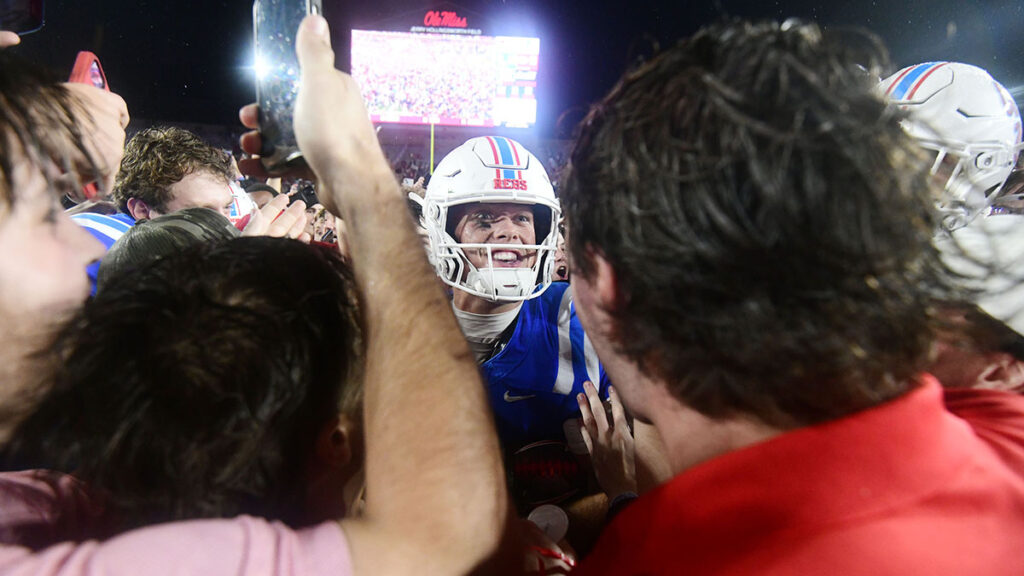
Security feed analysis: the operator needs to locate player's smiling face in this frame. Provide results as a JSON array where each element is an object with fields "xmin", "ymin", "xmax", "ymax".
[{"xmin": 452, "ymin": 202, "xmax": 537, "ymax": 270}]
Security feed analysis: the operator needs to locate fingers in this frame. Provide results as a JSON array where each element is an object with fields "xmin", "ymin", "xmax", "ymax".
[
  {"xmin": 259, "ymin": 193, "xmax": 290, "ymax": 219},
  {"xmin": 240, "ymin": 204, "xmax": 266, "ymax": 237},
  {"xmin": 237, "ymin": 106, "xmax": 265, "ymax": 178},
  {"xmin": 287, "ymin": 13, "xmax": 394, "ymax": 215},
  {"xmin": 236, "ymin": 112, "xmax": 267, "ymax": 179},
  {"xmin": 579, "ymin": 382, "xmax": 638, "ymax": 498},
  {"xmin": 237, "ymin": 157, "xmax": 269, "ymax": 180},
  {"xmin": 239, "ymin": 103, "xmax": 259, "ymax": 130},
  {"xmin": 241, "ymin": 193, "xmax": 286, "ymax": 236},
  {"xmin": 239, "ymin": 130, "xmax": 262, "ymax": 156},
  {"xmin": 295, "ymin": 14, "xmax": 334, "ymax": 71},
  {"xmin": 0, "ymin": 31, "xmax": 21, "ymax": 48},
  {"xmin": 242, "ymin": 194, "xmax": 306, "ymax": 239},
  {"xmin": 583, "ymin": 380, "xmax": 610, "ymax": 433},
  {"xmin": 284, "ymin": 203, "xmax": 309, "ymax": 239},
  {"xmin": 267, "ymin": 198, "xmax": 308, "ymax": 239},
  {"xmin": 237, "ymin": 127, "xmax": 316, "ymax": 181},
  {"xmin": 608, "ymin": 386, "xmax": 629, "ymax": 432},
  {"xmin": 292, "ymin": 14, "xmax": 380, "ymax": 183},
  {"xmin": 578, "ymin": 417, "xmax": 594, "ymax": 455},
  {"xmin": 576, "ymin": 388, "xmax": 595, "ymax": 450}
]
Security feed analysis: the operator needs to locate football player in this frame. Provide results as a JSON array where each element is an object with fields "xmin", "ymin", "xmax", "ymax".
[
  {"xmin": 882, "ymin": 63, "xmax": 1024, "ymax": 390},
  {"xmin": 420, "ymin": 136, "xmax": 609, "ymax": 510},
  {"xmin": 880, "ymin": 62, "xmax": 1022, "ymax": 230},
  {"xmin": 932, "ymin": 212, "xmax": 1024, "ymax": 392}
]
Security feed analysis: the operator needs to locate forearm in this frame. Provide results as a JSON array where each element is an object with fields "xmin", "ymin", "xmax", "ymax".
[{"xmin": 324, "ymin": 163, "xmax": 508, "ymax": 564}]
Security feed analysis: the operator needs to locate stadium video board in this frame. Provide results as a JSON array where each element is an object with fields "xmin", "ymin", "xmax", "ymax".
[{"xmin": 351, "ymin": 29, "xmax": 540, "ymax": 128}]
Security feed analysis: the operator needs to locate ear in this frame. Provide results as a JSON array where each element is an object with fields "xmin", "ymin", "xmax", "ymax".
[
  {"xmin": 126, "ymin": 197, "xmax": 153, "ymax": 221},
  {"xmin": 976, "ymin": 353, "xmax": 1024, "ymax": 393},
  {"xmin": 315, "ymin": 415, "xmax": 355, "ymax": 469},
  {"xmin": 583, "ymin": 248, "xmax": 623, "ymax": 311}
]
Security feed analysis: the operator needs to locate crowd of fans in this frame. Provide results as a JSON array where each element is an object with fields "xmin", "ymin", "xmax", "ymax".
[
  {"xmin": 353, "ymin": 31, "xmax": 495, "ymax": 122},
  {"xmin": 389, "ymin": 149, "xmax": 430, "ymax": 182},
  {"xmin": 380, "ymin": 143, "xmax": 568, "ymax": 194},
  {"xmin": 1, "ymin": 13, "xmax": 1024, "ymax": 576}
]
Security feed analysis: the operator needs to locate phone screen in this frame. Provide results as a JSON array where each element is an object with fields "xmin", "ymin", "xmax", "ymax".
[
  {"xmin": 88, "ymin": 61, "xmax": 106, "ymax": 89},
  {"xmin": 69, "ymin": 51, "xmax": 109, "ymax": 92},
  {"xmin": 67, "ymin": 51, "xmax": 109, "ymax": 202},
  {"xmin": 253, "ymin": 0, "xmax": 323, "ymax": 174},
  {"xmin": 0, "ymin": 0, "xmax": 44, "ymax": 34}
]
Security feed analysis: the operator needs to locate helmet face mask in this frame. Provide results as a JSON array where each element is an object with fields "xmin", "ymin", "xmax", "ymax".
[
  {"xmin": 918, "ymin": 138, "xmax": 1019, "ymax": 229},
  {"xmin": 424, "ymin": 137, "xmax": 561, "ymax": 302},
  {"xmin": 880, "ymin": 62, "xmax": 1023, "ymax": 229}
]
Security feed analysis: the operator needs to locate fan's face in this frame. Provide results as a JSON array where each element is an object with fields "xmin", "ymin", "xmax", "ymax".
[{"xmin": 0, "ymin": 160, "xmax": 104, "ymax": 331}]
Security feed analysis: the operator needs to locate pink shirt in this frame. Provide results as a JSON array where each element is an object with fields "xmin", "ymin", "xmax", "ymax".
[
  {"xmin": 0, "ymin": 470, "xmax": 106, "ymax": 549},
  {"xmin": 0, "ymin": 472, "xmax": 352, "ymax": 575}
]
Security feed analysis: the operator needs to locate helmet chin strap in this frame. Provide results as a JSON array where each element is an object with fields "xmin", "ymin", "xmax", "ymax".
[
  {"xmin": 930, "ymin": 146, "xmax": 1006, "ymax": 230},
  {"xmin": 466, "ymin": 267, "xmax": 538, "ymax": 300}
]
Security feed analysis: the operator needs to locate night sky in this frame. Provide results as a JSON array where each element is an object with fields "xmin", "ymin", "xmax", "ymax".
[{"xmin": 9, "ymin": 0, "xmax": 1023, "ymax": 137}]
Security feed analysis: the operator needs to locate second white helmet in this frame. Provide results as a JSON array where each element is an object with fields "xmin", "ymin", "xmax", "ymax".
[{"xmin": 880, "ymin": 62, "xmax": 1022, "ymax": 229}]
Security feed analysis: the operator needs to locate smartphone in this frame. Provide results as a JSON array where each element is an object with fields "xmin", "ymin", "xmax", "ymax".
[
  {"xmin": 67, "ymin": 51, "xmax": 110, "ymax": 201},
  {"xmin": 69, "ymin": 51, "xmax": 109, "ymax": 91},
  {"xmin": 289, "ymin": 180, "xmax": 319, "ymax": 206},
  {"xmin": 253, "ymin": 0, "xmax": 322, "ymax": 175},
  {"xmin": 0, "ymin": 0, "xmax": 44, "ymax": 34}
]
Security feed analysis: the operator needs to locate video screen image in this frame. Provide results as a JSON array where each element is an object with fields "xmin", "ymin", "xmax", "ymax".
[{"xmin": 351, "ymin": 29, "xmax": 539, "ymax": 128}]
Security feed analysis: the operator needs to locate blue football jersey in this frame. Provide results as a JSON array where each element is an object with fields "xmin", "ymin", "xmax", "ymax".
[
  {"xmin": 483, "ymin": 282, "xmax": 610, "ymax": 451},
  {"xmin": 71, "ymin": 212, "xmax": 135, "ymax": 295}
]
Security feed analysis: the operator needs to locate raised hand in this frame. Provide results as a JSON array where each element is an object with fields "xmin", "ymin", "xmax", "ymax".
[
  {"xmin": 577, "ymin": 382, "xmax": 637, "ymax": 499},
  {"xmin": 63, "ymin": 83, "xmax": 130, "ymax": 199},
  {"xmin": 240, "ymin": 193, "xmax": 310, "ymax": 242}
]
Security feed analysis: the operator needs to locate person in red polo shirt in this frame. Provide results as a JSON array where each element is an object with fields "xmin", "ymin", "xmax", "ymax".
[{"xmin": 559, "ymin": 20, "xmax": 1024, "ymax": 575}]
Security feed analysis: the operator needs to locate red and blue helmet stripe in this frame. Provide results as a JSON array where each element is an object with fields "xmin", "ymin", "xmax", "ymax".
[
  {"xmin": 885, "ymin": 61, "xmax": 951, "ymax": 101},
  {"xmin": 484, "ymin": 136, "xmax": 526, "ymax": 181}
]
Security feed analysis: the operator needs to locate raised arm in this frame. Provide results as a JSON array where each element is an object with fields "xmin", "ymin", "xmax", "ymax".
[{"xmin": 287, "ymin": 15, "xmax": 509, "ymax": 575}]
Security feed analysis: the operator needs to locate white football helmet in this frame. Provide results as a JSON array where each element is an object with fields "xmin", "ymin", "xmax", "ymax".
[
  {"xmin": 422, "ymin": 136, "xmax": 561, "ymax": 301},
  {"xmin": 880, "ymin": 62, "xmax": 1023, "ymax": 229}
]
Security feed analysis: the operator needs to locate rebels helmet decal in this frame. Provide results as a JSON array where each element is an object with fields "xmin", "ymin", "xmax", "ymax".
[{"xmin": 483, "ymin": 136, "xmax": 531, "ymax": 191}]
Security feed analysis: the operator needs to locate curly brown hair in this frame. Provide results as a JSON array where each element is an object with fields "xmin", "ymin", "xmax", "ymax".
[
  {"xmin": 112, "ymin": 126, "xmax": 234, "ymax": 213},
  {"xmin": 561, "ymin": 21, "xmax": 957, "ymax": 428}
]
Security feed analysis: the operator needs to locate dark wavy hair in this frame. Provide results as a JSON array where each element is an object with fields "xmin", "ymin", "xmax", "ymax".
[
  {"xmin": 6, "ymin": 237, "xmax": 364, "ymax": 532},
  {"xmin": 111, "ymin": 125, "xmax": 234, "ymax": 213},
  {"xmin": 560, "ymin": 21, "xmax": 955, "ymax": 427}
]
